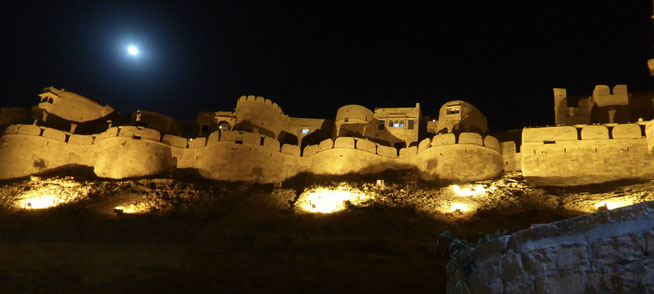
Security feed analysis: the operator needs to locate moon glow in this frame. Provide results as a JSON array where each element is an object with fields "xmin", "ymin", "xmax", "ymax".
[{"xmin": 128, "ymin": 46, "xmax": 139, "ymax": 56}]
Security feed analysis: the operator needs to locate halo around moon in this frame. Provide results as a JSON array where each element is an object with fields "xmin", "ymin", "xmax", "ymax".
[{"xmin": 128, "ymin": 46, "xmax": 138, "ymax": 56}]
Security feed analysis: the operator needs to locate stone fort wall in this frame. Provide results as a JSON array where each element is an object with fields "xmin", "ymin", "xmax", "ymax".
[
  {"xmin": 446, "ymin": 201, "xmax": 654, "ymax": 293},
  {"xmin": 0, "ymin": 124, "xmax": 504, "ymax": 183},
  {"xmin": 521, "ymin": 122, "xmax": 654, "ymax": 186}
]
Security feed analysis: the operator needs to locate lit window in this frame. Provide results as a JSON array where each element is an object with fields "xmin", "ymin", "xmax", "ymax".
[
  {"xmin": 394, "ymin": 120, "xmax": 399, "ymax": 127},
  {"xmin": 378, "ymin": 121, "xmax": 384, "ymax": 130},
  {"xmin": 408, "ymin": 120, "xmax": 414, "ymax": 130},
  {"xmin": 400, "ymin": 120, "xmax": 404, "ymax": 127},
  {"xmin": 301, "ymin": 128, "xmax": 310, "ymax": 134}
]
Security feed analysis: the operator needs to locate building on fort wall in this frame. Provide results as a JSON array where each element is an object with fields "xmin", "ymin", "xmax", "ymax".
[
  {"xmin": 553, "ymin": 85, "xmax": 654, "ymax": 126},
  {"xmin": 0, "ymin": 86, "xmax": 507, "ymax": 183},
  {"xmin": 34, "ymin": 87, "xmax": 128, "ymax": 134}
]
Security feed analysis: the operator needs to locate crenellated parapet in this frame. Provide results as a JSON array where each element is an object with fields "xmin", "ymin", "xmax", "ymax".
[
  {"xmin": 236, "ymin": 95, "xmax": 284, "ymax": 115},
  {"xmin": 521, "ymin": 121, "xmax": 653, "ymax": 185},
  {"xmin": 0, "ymin": 124, "xmax": 505, "ymax": 183}
]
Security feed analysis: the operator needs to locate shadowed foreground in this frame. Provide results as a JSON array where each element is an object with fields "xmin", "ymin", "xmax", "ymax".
[{"xmin": 1, "ymin": 170, "xmax": 642, "ymax": 293}]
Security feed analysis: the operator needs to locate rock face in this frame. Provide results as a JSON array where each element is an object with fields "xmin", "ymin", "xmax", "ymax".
[{"xmin": 446, "ymin": 201, "xmax": 654, "ymax": 293}]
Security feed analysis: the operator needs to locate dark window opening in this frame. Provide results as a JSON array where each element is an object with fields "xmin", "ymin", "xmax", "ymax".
[
  {"xmin": 576, "ymin": 128, "xmax": 582, "ymax": 140},
  {"xmin": 378, "ymin": 121, "xmax": 384, "ymax": 130},
  {"xmin": 446, "ymin": 106, "xmax": 461, "ymax": 115},
  {"xmin": 344, "ymin": 118, "xmax": 349, "ymax": 122},
  {"xmin": 607, "ymin": 126, "xmax": 614, "ymax": 139},
  {"xmin": 543, "ymin": 140, "xmax": 556, "ymax": 144},
  {"xmin": 47, "ymin": 98, "xmax": 53, "ymax": 104},
  {"xmin": 235, "ymin": 140, "xmax": 243, "ymax": 144},
  {"xmin": 640, "ymin": 124, "xmax": 647, "ymax": 137},
  {"xmin": 132, "ymin": 135, "xmax": 142, "ymax": 140},
  {"xmin": 408, "ymin": 120, "xmax": 414, "ymax": 130},
  {"xmin": 260, "ymin": 137, "xmax": 265, "ymax": 145},
  {"xmin": 65, "ymin": 134, "xmax": 70, "ymax": 142}
]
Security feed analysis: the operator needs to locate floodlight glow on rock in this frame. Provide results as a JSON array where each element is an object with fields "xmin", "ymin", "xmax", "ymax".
[
  {"xmin": 595, "ymin": 199, "xmax": 633, "ymax": 211},
  {"xmin": 450, "ymin": 202, "xmax": 472, "ymax": 213},
  {"xmin": 22, "ymin": 194, "xmax": 57, "ymax": 209},
  {"xmin": 451, "ymin": 184, "xmax": 486, "ymax": 197},
  {"xmin": 295, "ymin": 186, "xmax": 370, "ymax": 213}
]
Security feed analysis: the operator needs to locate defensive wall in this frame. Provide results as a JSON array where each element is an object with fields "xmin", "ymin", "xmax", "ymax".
[
  {"xmin": 446, "ymin": 200, "xmax": 654, "ymax": 293},
  {"xmin": 521, "ymin": 121, "xmax": 654, "ymax": 186},
  {"xmin": 0, "ymin": 124, "xmax": 505, "ymax": 183}
]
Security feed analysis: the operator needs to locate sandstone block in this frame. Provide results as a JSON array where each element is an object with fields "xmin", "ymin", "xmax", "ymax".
[
  {"xmin": 162, "ymin": 134, "xmax": 188, "ymax": 148},
  {"xmin": 376, "ymin": 145, "xmax": 397, "ymax": 158},
  {"xmin": 555, "ymin": 245, "xmax": 589, "ymax": 271},
  {"xmin": 458, "ymin": 132, "xmax": 483, "ymax": 145},
  {"xmin": 68, "ymin": 134, "xmax": 94, "ymax": 145},
  {"xmin": 484, "ymin": 135, "xmax": 500, "ymax": 152},
  {"xmin": 188, "ymin": 137, "xmax": 206, "ymax": 148},
  {"xmin": 42, "ymin": 128, "xmax": 66, "ymax": 142},
  {"xmin": 521, "ymin": 248, "xmax": 556, "ymax": 276},
  {"xmin": 612, "ymin": 124, "xmax": 641, "ymax": 139},
  {"xmin": 207, "ymin": 130, "xmax": 220, "ymax": 144},
  {"xmin": 17, "ymin": 124, "xmax": 42, "ymax": 136},
  {"xmin": 334, "ymin": 137, "xmax": 355, "ymax": 148},
  {"xmin": 581, "ymin": 125, "xmax": 609, "ymax": 140},
  {"xmin": 418, "ymin": 138, "xmax": 431, "ymax": 152},
  {"xmin": 500, "ymin": 252, "xmax": 524, "ymax": 280},
  {"xmin": 432, "ymin": 133, "xmax": 455, "ymax": 145},
  {"xmin": 356, "ymin": 139, "xmax": 376, "ymax": 153},
  {"xmin": 303, "ymin": 145, "xmax": 318, "ymax": 157},
  {"xmin": 522, "ymin": 126, "xmax": 577, "ymax": 143},
  {"xmin": 3, "ymin": 124, "xmax": 18, "ymax": 135},
  {"xmin": 281, "ymin": 144, "xmax": 300, "ymax": 156},
  {"xmin": 501, "ymin": 141, "xmax": 516, "ymax": 154},
  {"xmin": 399, "ymin": 146, "xmax": 417, "ymax": 158},
  {"xmin": 319, "ymin": 138, "xmax": 333, "ymax": 151}
]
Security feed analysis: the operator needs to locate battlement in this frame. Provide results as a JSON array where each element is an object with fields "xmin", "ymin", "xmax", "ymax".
[
  {"xmin": 521, "ymin": 121, "xmax": 654, "ymax": 186},
  {"xmin": 236, "ymin": 95, "xmax": 284, "ymax": 115},
  {"xmin": 523, "ymin": 123, "xmax": 645, "ymax": 145},
  {"xmin": 0, "ymin": 124, "xmax": 504, "ymax": 183}
]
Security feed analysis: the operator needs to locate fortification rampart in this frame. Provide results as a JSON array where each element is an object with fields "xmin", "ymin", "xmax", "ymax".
[
  {"xmin": 521, "ymin": 123, "xmax": 654, "ymax": 185},
  {"xmin": 6, "ymin": 120, "xmax": 654, "ymax": 185},
  {"xmin": 0, "ymin": 125, "xmax": 504, "ymax": 183},
  {"xmin": 234, "ymin": 95, "xmax": 289, "ymax": 138}
]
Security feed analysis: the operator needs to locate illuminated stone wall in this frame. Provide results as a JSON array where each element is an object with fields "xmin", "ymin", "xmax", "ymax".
[
  {"xmin": 447, "ymin": 201, "xmax": 654, "ymax": 293},
  {"xmin": 521, "ymin": 123, "xmax": 654, "ymax": 185},
  {"xmin": 0, "ymin": 125, "xmax": 504, "ymax": 183}
]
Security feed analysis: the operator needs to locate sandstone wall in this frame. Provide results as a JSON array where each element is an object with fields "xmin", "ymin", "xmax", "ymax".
[
  {"xmin": 234, "ymin": 96, "xmax": 288, "ymax": 138},
  {"xmin": 414, "ymin": 133, "xmax": 503, "ymax": 182},
  {"xmin": 447, "ymin": 201, "xmax": 654, "ymax": 293},
  {"xmin": 522, "ymin": 124, "xmax": 654, "ymax": 185},
  {"xmin": 0, "ymin": 125, "xmax": 504, "ymax": 184},
  {"xmin": 0, "ymin": 125, "xmax": 96, "ymax": 179}
]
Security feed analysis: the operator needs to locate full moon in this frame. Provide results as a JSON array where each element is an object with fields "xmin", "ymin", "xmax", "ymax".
[{"xmin": 128, "ymin": 46, "xmax": 138, "ymax": 56}]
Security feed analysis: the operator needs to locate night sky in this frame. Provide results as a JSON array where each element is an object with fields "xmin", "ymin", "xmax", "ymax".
[{"xmin": 1, "ymin": 1, "xmax": 652, "ymax": 131}]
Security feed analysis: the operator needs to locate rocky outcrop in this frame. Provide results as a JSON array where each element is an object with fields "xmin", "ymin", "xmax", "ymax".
[{"xmin": 447, "ymin": 201, "xmax": 654, "ymax": 293}]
